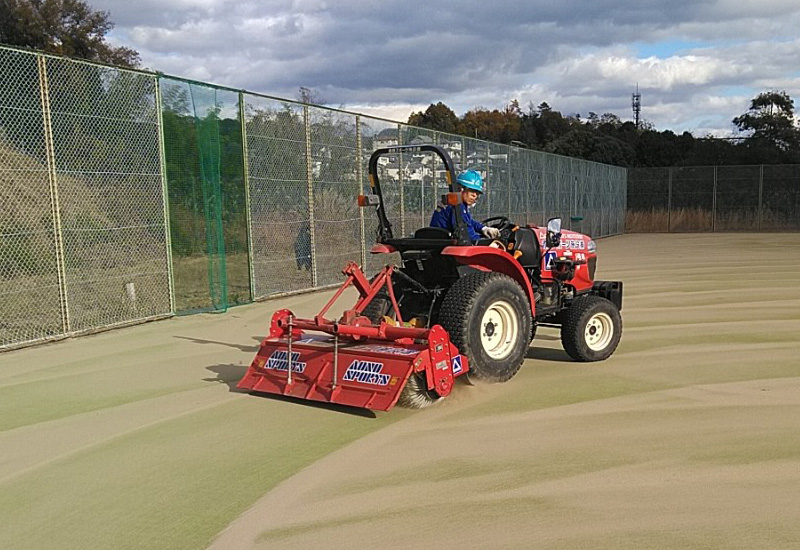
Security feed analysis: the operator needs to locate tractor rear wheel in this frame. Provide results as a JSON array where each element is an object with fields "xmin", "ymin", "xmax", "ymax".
[
  {"xmin": 438, "ymin": 272, "xmax": 532, "ymax": 382},
  {"xmin": 560, "ymin": 295, "xmax": 622, "ymax": 361}
]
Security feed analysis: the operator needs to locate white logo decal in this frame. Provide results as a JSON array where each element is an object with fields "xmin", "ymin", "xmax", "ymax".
[
  {"xmin": 343, "ymin": 360, "xmax": 390, "ymax": 386},
  {"xmin": 265, "ymin": 350, "xmax": 307, "ymax": 373}
]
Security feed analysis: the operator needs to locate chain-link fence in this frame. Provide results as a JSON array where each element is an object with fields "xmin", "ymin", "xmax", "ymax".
[
  {"xmin": 1, "ymin": 46, "xmax": 171, "ymax": 349},
  {"xmin": 628, "ymin": 166, "xmax": 800, "ymax": 232},
  {"xmin": 0, "ymin": 45, "xmax": 626, "ymax": 350},
  {"xmin": 237, "ymin": 93, "xmax": 626, "ymax": 303}
]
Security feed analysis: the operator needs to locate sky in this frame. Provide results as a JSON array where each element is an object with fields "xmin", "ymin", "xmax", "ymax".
[{"xmin": 92, "ymin": 0, "xmax": 800, "ymax": 137}]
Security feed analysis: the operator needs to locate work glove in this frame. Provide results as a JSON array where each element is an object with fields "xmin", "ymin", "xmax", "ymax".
[{"xmin": 481, "ymin": 226, "xmax": 501, "ymax": 239}]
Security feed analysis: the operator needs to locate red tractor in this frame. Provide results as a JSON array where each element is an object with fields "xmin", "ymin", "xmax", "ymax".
[{"xmin": 238, "ymin": 145, "xmax": 623, "ymax": 410}]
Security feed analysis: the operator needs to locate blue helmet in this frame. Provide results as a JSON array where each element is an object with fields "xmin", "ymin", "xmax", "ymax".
[{"xmin": 456, "ymin": 170, "xmax": 484, "ymax": 193}]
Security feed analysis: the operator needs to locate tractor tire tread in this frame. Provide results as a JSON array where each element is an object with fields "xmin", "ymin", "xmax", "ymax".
[
  {"xmin": 561, "ymin": 294, "xmax": 622, "ymax": 362},
  {"xmin": 438, "ymin": 271, "xmax": 531, "ymax": 383}
]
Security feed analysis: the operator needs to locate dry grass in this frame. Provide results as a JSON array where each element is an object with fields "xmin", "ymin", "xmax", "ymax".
[
  {"xmin": 172, "ymin": 253, "xmax": 251, "ymax": 312},
  {"xmin": 627, "ymin": 207, "xmax": 800, "ymax": 232}
]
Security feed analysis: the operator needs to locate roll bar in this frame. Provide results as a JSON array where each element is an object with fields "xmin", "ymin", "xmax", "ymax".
[{"xmin": 365, "ymin": 144, "xmax": 471, "ymax": 246}]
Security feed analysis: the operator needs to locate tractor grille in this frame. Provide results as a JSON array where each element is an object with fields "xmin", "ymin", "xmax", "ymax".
[{"xmin": 588, "ymin": 256, "xmax": 597, "ymax": 280}]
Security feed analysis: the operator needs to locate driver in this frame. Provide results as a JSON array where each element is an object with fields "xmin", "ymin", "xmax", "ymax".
[{"xmin": 430, "ymin": 170, "xmax": 501, "ymax": 243}]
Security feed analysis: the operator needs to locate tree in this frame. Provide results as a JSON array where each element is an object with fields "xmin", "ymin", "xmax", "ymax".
[
  {"xmin": 733, "ymin": 91, "xmax": 799, "ymax": 151},
  {"xmin": 521, "ymin": 101, "xmax": 575, "ymax": 148},
  {"xmin": 458, "ymin": 104, "xmax": 521, "ymax": 143},
  {"xmin": 298, "ymin": 86, "xmax": 325, "ymax": 105},
  {"xmin": 408, "ymin": 102, "xmax": 460, "ymax": 134},
  {"xmin": 634, "ymin": 130, "xmax": 693, "ymax": 167},
  {"xmin": 0, "ymin": 0, "xmax": 139, "ymax": 66},
  {"xmin": 547, "ymin": 129, "xmax": 635, "ymax": 167}
]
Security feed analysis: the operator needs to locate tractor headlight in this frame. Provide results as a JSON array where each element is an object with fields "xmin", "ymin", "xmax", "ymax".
[{"xmin": 587, "ymin": 239, "xmax": 596, "ymax": 253}]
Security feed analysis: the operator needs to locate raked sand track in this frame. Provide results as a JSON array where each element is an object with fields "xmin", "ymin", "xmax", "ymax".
[{"xmin": 2, "ymin": 234, "xmax": 799, "ymax": 550}]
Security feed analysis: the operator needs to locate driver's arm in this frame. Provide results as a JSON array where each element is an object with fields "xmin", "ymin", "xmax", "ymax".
[{"xmin": 476, "ymin": 219, "xmax": 501, "ymax": 239}]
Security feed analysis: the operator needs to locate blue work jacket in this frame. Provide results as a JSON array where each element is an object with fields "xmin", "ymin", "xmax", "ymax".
[{"xmin": 429, "ymin": 202, "xmax": 484, "ymax": 242}]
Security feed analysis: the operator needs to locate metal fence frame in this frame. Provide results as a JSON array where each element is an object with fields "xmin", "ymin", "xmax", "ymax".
[
  {"xmin": 1, "ymin": 45, "xmax": 626, "ymax": 350},
  {"xmin": 628, "ymin": 166, "xmax": 800, "ymax": 232},
  {"xmin": 1, "ymin": 46, "xmax": 172, "ymax": 350}
]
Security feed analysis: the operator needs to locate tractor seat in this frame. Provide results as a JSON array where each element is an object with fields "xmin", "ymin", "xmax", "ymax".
[
  {"xmin": 384, "ymin": 226, "xmax": 453, "ymax": 253},
  {"xmin": 512, "ymin": 227, "xmax": 541, "ymax": 269},
  {"xmin": 413, "ymin": 226, "xmax": 451, "ymax": 239}
]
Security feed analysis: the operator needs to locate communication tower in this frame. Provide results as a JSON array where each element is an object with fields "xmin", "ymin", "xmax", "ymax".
[{"xmin": 632, "ymin": 84, "xmax": 641, "ymax": 129}]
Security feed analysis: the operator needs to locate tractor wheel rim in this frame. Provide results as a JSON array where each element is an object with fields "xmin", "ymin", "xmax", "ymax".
[
  {"xmin": 481, "ymin": 300, "xmax": 519, "ymax": 360},
  {"xmin": 585, "ymin": 312, "xmax": 614, "ymax": 351}
]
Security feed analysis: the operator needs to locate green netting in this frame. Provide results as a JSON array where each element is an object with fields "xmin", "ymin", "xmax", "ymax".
[
  {"xmin": 160, "ymin": 78, "xmax": 250, "ymax": 313},
  {"xmin": 189, "ymin": 84, "xmax": 227, "ymax": 312}
]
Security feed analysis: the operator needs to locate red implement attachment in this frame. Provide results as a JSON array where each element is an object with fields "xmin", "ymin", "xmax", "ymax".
[{"xmin": 237, "ymin": 263, "xmax": 469, "ymax": 411}]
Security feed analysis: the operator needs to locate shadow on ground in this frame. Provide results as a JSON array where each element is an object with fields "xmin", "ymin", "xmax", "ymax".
[
  {"xmin": 204, "ymin": 364, "xmax": 250, "ymax": 391},
  {"xmin": 525, "ymin": 346, "xmax": 572, "ymax": 362},
  {"xmin": 174, "ymin": 335, "xmax": 261, "ymax": 353}
]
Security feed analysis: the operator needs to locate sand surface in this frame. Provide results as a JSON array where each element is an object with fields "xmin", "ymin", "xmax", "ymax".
[{"xmin": 2, "ymin": 234, "xmax": 799, "ymax": 550}]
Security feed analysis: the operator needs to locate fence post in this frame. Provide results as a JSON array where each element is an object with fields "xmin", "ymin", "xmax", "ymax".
[
  {"xmin": 667, "ymin": 167, "xmax": 673, "ymax": 232},
  {"xmin": 758, "ymin": 164, "xmax": 764, "ymax": 232},
  {"xmin": 303, "ymin": 104, "xmax": 317, "ymax": 288},
  {"xmin": 524, "ymin": 153, "xmax": 530, "ymax": 226},
  {"xmin": 573, "ymin": 175, "xmax": 578, "ymax": 229},
  {"xmin": 508, "ymin": 145, "xmax": 512, "ymax": 219},
  {"xmin": 155, "ymin": 76, "xmax": 176, "ymax": 313},
  {"xmin": 622, "ymin": 167, "xmax": 628, "ymax": 234},
  {"xmin": 356, "ymin": 115, "xmax": 366, "ymax": 268},
  {"xmin": 239, "ymin": 91, "xmax": 255, "ymax": 301},
  {"xmin": 712, "ymin": 165, "xmax": 717, "ymax": 232},
  {"xmin": 485, "ymin": 144, "xmax": 491, "ymax": 214},
  {"xmin": 541, "ymin": 159, "xmax": 546, "ymax": 226},
  {"xmin": 398, "ymin": 124, "xmax": 405, "ymax": 236},
  {"xmin": 37, "ymin": 55, "xmax": 71, "ymax": 334}
]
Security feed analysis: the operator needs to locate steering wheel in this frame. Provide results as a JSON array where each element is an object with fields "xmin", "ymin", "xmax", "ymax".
[
  {"xmin": 481, "ymin": 216, "xmax": 513, "ymax": 232},
  {"xmin": 480, "ymin": 216, "xmax": 515, "ymax": 242}
]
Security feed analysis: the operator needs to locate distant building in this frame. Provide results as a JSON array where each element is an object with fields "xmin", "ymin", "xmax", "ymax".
[{"xmin": 373, "ymin": 128, "xmax": 399, "ymax": 149}]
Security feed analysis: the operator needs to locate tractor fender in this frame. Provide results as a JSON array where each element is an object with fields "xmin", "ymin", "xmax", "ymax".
[{"xmin": 441, "ymin": 246, "xmax": 536, "ymax": 316}]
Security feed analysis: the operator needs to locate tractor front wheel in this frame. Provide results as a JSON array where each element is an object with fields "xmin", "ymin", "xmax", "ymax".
[
  {"xmin": 439, "ymin": 272, "xmax": 532, "ymax": 382},
  {"xmin": 560, "ymin": 295, "xmax": 622, "ymax": 361}
]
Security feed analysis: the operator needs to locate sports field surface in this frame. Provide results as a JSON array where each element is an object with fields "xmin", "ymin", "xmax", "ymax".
[{"xmin": 2, "ymin": 233, "xmax": 799, "ymax": 550}]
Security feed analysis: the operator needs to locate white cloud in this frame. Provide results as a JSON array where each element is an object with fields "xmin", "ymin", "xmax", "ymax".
[{"xmin": 92, "ymin": 0, "xmax": 800, "ymax": 136}]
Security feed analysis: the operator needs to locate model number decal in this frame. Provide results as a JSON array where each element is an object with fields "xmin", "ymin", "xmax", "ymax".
[
  {"xmin": 539, "ymin": 238, "xmax": 586, "ymax": 249},
  {"xmin": 350, "ymin": 345, "xmax": 419, "ymax": 356},
  {"xmin": 564, "ymin": 239, "xmax": 585, "ymax": 249}
]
